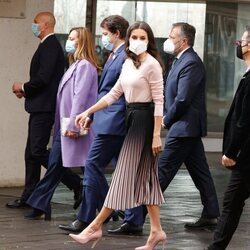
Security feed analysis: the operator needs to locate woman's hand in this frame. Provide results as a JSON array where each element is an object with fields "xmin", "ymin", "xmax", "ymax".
[
  {"xmin": 64, "ymin": 130, "xmax": 79, "ymax": 139},
  {"xmin": 75, "ymin": 111, "xmax": 90, "ymax": 129},
  {"xmin": 152, "ymin": 135, "xmax": 162, "ymax": 157}
]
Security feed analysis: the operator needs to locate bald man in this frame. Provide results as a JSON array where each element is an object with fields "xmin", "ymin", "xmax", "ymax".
[{"xmin": 8, "ymin": 12, "xmax": 82, "ymax": 209}]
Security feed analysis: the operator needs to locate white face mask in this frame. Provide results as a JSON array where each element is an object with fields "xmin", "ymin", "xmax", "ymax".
[
  {"xmin": 163, "ymin": 39, "xmax": 175, "ymax": 54},
  {"xmin": 129, "ymin": 39, "xmax": 148, "ymax": 55}
]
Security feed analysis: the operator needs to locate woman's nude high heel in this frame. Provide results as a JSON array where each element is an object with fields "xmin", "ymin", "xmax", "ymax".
[
  {"xmin": 135, "ymin": 231, "xmax": 167, "ymax": 250},
  {"xmin": 69, "ymin": 228, "xmax": 102, "ymax": 248}
]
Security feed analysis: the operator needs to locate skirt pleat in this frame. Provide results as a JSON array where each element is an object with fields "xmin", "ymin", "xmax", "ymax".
[{"xmin": 104, "ymin": 103, "xmax": 165, "ymax": 210}]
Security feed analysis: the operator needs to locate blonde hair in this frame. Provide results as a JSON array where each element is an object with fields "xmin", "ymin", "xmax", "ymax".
[{"xmin": 68, "ymin": 27, "xmax": 100, "ymax": 70}]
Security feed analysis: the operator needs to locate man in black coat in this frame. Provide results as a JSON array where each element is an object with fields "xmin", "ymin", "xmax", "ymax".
[
  {"xmin": 8, "ymin": 12, "xmax": 81, "ymax": 209},
  {"xmin": 205, "ymin": 27, "xmax": 250, "ymax": 250}
]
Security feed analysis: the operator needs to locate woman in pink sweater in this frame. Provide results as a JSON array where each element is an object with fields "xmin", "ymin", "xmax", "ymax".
[{"xmin": 70, "ymin": 21, "xmax": 166, "ymax": 250}]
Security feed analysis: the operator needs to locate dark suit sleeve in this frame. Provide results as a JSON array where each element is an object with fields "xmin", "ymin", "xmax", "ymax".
[
  {"xmin": 225, "ymin": 82, "xmax": 250, "ymax": 159},
  {"xmin": 23, "ymin": 40, "xmax": 61, "ymax": 97},
  {"xmin": 164, "ymin": 60, "xmax": 204, "ymax": 127}
]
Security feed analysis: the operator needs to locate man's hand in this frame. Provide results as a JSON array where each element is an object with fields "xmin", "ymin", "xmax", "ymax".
[
  {"xmin": 222, "ymin": 155, "xmax": 236, "ymax": 169},
  {"xmin": 12, "ymin": 82, "xmax": 24, "ymax": 99}
]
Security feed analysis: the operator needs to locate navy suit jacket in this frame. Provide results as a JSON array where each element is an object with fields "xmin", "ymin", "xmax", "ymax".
[
  {"xmin": 164, "ymin": 47, "xmax": 207, "ymax": 138},
  {"xmin": 24, "ymin": 35, "xmax": 65, "ymax": 113},
  {"xmin": 93, "ymin": 44, "xmax": 126, "ymax": 135},
  {"xmin": 223, "ymin": 70, "xmax": 250, "ymax": 170}
]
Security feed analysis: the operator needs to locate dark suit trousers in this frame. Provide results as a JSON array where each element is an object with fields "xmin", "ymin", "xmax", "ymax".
[
  {"xmin": 210, "ymin": 169, "xmax": 250, "ymax": 250},
  {"xmin": 77, "ymin": 134, "xmax": 125, "ymax": 223},
  {"xmin": 22, "ymin": 113, "xmax": 80, "ymax": 202},
  {"xmin": 26, "ymin": 132, "xmax": 82, "ymax": 212},
  {"xmin": 158, "ymin": 136, "xmax": 220, "ymax": 218}
]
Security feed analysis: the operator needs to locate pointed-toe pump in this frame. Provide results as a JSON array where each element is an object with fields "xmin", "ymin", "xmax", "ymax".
[
  {"xmin": 69, "ymin": 228, "xmax": 102, "ymax": 248},
  {"xmin": 135, "ymin": 231, "xmax": 167, "ymax": 250},
  {"xmin": 24, "ymin": 207, "xmax": 51, "ymax": 221}
]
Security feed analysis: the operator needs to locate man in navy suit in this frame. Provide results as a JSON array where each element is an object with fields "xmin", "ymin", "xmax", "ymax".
[
  {"xmin": 9, "ymin": 12, "xmax": 81, "ymax": 209},
  {"xmin": 161, "ymin": 22, "xmax": 220, "ymax": 229},
  {"xmin": 59, "ymin": 15, "xmax": 144, "ymax": 233},
  {"xmin": 110, "ymin": 22, "xmax": 220, "ymax": 234},
  {"xmin": 205, "ymin": 27, "xmax": 250, "ymax": 250}
]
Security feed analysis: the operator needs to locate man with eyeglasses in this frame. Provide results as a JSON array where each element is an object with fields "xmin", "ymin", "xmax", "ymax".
[{"xmin": 205, "ymin": 27, "xmax": 250, "ymax": 250}]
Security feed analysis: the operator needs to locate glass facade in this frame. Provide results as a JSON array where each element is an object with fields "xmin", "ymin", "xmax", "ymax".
[{"xmin": 54, "ymin": 0, "xmax": 250, "ymax": 134}]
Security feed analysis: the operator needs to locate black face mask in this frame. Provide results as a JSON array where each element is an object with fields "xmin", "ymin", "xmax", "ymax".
[{"xmin": 236, "ymin": 44, "xmax": 244, "ymax": 60}]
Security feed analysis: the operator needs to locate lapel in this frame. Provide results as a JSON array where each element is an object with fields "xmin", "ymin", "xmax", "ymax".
[
  {"xmin": 99, "ymin": 44, "xmax": 125, "ymax": 85},
  {"xmin": 58, "ymin": 60, "xmax": 80, "ymax": 93}
]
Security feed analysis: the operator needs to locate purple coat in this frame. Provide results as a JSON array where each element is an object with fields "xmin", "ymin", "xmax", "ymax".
[{"xmin": 54, "ymin": 59, "xmax": 98, "ymax": 167}]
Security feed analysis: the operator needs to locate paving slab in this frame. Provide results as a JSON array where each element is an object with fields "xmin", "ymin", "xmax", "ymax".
[{"xmin": 0, "ymin": 153, "xmax": 249, "ymax": 250}]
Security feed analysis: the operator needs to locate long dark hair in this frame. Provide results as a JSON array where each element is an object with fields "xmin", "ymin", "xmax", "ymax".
[{"xmin": 125, "ymin": 21, "xmax": 165, "ymax": 71}]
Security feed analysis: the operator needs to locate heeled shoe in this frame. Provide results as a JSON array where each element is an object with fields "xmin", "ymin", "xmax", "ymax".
[
  {"xmin": 135, "ymin": 231, "xmax": 167, "ymax": 250},
  {"xmin": 24, "ymin": 207, "xmax": 51, "ymax": 221},
  {"xmin": 69, "ymin": 228, "xmax": 102, "ymax": 248}
]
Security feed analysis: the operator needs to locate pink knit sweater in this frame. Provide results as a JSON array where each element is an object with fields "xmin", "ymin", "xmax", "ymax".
[{"xmin": 102, "ymin": 54, "xmax": 164, "ymax": 116}]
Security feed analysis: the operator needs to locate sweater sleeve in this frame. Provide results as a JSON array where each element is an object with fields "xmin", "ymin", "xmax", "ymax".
[
  {"xmin": 101, "ymin": 79, "xmax": 124, "ymax": 105},
  {"xmin": 148, "ymin": 62, "xmax": 164, "ymax": 116}
]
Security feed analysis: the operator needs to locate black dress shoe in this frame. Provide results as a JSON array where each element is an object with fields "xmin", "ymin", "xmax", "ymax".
[
  {"xmin": 24, "ymin": 208, "xmax": 51, "ymax": 221},
  {"xmin": 73, "ymin": 183, "xmax": 83, "ymax": 210},
  {"xmin": 104, "ymin": 214, "xmax": 119, "ymax": 224},
  {"xmin": 184, "ymin": 217, "xmax": 218, "ymax": 230},
  {"xmin": 6, "ymin": 199, "xmax": 29, "ymax": 209},
  {"xmin": 107, "ymin": 222, "xmax": 143, "ymax": 235},
  {"xmin": 116, "ymin": 210, "xmax": 125, "ymax": 220},
  {"xmin": 59, "ymin": 219, "xmax": 88, "ymax": 233}
]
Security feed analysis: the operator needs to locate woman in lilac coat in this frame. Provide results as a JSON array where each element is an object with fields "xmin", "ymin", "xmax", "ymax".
[{"xmin": 24, "ymin": 27, "xmax": 99, "ymax": 220}]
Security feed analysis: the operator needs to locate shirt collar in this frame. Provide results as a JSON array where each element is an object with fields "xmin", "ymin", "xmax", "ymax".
[
  {"xmin": 113, "ymin": 42, "xmax": 125, "ymax": 54},
  {"xmin": 176, "ymin": 46, "xmax": 190, "ymax": 59},
  {"xmin": 41, "ymin": 33, "xmax": 54, "ymax": 43}
]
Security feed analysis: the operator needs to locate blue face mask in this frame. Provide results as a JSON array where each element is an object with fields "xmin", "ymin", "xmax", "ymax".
[
  {"xmin": 101, "ymin": 35, "xmax": 113, "ymax": 51},
  {"xmin": 65, "ymin": 40, "xmax": 76, "ymax": 54},
  {"xmin": 32, "ymin": 23, "xmax": 40, "ymax": 37}
]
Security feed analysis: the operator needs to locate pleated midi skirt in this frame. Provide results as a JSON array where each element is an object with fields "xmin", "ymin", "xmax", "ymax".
[{"xmin": 104, "ymin": 102, "xmax": 165, "ymax": 210}]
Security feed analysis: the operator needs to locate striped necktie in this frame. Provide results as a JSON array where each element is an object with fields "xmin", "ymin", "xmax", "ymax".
[{"xmin": 108, "ymin": 51, "xmax": 114, "ymax": 61}]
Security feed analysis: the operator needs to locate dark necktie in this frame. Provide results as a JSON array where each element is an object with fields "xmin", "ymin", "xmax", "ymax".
[
  {"xmin": 164, "ymin": 58, "xmax": 178, "ymax": 109},
  {"xmin": 170, "ymin": 57, "xmax": 178, "ymax": 71}
]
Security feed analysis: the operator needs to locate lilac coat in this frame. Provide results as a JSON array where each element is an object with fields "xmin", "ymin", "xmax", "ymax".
[{"xmin": 54, "ymin": 59, "xmax": 98, "ymax": 167}]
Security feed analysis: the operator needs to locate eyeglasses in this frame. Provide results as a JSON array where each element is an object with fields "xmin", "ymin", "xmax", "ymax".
[{"xmin": 235, "ymin": 39, "xmax": 250, "ymax": 46}]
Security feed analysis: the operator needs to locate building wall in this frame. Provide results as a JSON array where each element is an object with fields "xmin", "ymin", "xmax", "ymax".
[
  {"xmin": 0, "ymin": 0, "xmax": 53, "ymax": 186},
  {"xmin": 0, "ymin": 0, "xmax": 226, "ymax": 187}
]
